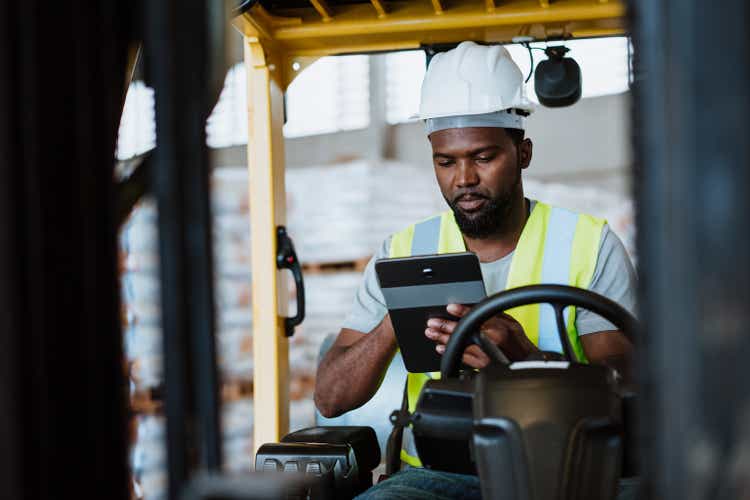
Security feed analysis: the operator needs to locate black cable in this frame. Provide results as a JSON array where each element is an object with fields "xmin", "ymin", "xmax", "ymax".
[
  {"xmin": 523, "ymin": 43, "xmax": 546, "ymax": 83},
  {"xmin": 524, "ymin": 43, "xmax": 534, "ymax": 83}
]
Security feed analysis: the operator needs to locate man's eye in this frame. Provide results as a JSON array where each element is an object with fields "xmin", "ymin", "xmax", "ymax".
[
  {"xmin": 475, "ymin": 157, "xmax": 492, "ymax": 163},
  {"xmin": 437, "ymin": 160, "xmax": 454, "ymax": 167}
]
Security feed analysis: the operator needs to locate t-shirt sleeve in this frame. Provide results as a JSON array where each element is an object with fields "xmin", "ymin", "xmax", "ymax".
[
  {"xmin": 341, "ymin": 237, "xmax": 391, "ymax": 333},
  {"xmin": 576, "ymin": 225, "xmax": 638, "ymax": 335}
]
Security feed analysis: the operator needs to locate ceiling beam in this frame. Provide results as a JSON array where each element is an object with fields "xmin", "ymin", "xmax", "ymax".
[
  {"xmin": 309, "ymin": 0, "xmax": 333, "ymax": 21},
  {"xmin": 237, "ymin": 1, "xmax": 627, "ymax": 56},
  {"xmin": 370, "ymin": 0, "xmax": 387, "ymax": 18}
]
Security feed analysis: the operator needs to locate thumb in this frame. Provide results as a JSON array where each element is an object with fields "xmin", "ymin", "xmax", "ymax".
[{"xmin": 446, "ymin": 303, "xmax": 470, "ymax": 316}]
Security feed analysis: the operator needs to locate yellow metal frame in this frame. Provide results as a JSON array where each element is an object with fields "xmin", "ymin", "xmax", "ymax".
[
  {"xmin": 235, "ymin": 0, "xmax": 626, "ymax": 86},
  {"xmin": 238, "ymin": 0, "xmax": 627, "ymax": 450},
  {"xmin": 245, "ymin": 38, "xmax": 290, "ymax": 449}
]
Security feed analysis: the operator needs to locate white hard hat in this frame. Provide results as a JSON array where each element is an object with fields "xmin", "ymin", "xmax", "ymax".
[{"xmin": 417, "ymin": 41, "xmax": 534, "ymax": 133}]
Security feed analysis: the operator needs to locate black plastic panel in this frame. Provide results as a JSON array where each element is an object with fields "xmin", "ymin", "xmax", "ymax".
[
  {"xmin": 474, "ymin": 364, "xmax": 621, "ymax": 500},
  {"xmin": 473, "ymin": 418, "xmax": 532, "ymax": 500},
  {"xmin": 560, "ymin": 418, "xmax": 622, "ymax": 500},
  {"xmin": 413, "ymin": 378, "xmax": 476, "ymax": 474}
]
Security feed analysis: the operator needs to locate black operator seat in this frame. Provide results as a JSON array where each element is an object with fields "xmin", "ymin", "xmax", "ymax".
[{"xmin": 255, "ymin": 426, "xmax": 380, "ymax": 499}]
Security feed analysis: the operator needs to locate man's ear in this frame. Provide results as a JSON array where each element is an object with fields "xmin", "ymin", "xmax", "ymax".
[{"xmin": 519, "ymin": 138, "xmax": 533, "ymax": 170}]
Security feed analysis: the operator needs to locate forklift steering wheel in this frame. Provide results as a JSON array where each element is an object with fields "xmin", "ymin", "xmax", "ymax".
[{"xmin": 440, "ymin": 284, "xmax": 638, "ymax": 379}]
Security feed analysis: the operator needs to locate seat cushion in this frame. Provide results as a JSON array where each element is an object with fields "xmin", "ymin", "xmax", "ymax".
[{"xmin": 283, "ymin": 426, "xmax": 381, "ymax": 473}]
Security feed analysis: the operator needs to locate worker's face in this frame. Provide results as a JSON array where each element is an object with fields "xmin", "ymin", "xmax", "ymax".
[{"xmin": 429, "ymin": 127, "xmax": 532, "ymax": 238}]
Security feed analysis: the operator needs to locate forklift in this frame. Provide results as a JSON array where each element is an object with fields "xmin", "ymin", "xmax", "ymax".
[
  {"xmin": 1, "ymin": 0, "xmax": 748, "ymax": 499},
  {"xmin": 238, "ymin": 2, "xmax": 634, "ymax": 498}
]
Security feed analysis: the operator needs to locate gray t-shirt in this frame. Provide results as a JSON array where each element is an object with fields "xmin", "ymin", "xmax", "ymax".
[{"xmin": 343, "ymin": 208, "xmax": 637, "ymax": 336}]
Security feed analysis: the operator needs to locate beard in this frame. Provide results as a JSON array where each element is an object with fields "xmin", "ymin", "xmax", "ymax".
[{"xmin": 445, "ymin": 170, "xmax": 522, "ymax": 239}]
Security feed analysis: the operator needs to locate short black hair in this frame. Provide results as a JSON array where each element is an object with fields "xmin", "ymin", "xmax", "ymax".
[{"xmin": 505, "ymin": 128, "xmax": 525, "ymax": 146}]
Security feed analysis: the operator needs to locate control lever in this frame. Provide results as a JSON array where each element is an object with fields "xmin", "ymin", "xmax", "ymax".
[
  {"xmin": 276, "ymin": 226, "xmax": 305, "ymax": 337},
  {"xmin": 472, "ymin": 332, "xmax": 511, "ymax": 365}
]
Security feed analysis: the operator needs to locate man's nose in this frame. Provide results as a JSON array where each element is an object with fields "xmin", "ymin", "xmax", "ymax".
[{"xmin": 456, "ymin": 161, "xmax": 480, "ymax": 187}]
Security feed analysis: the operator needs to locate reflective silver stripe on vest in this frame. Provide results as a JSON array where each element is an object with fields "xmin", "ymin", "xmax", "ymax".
[
  {"xmin": 402, "ymin": 426, "xmax": 419, "ymax": 461},
  {"xmin": 410, "ymin": 216, "xmax": 442, "ymax": 255},
  {"xmin": 538, "ymin": 207, "xmax": 578, "ymax": 352}
]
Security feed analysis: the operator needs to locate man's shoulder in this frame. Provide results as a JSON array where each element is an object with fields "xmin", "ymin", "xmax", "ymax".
[
  {"xmin": 535, "ymin": 201, "xmax": 608, "ymax": 242},
  {"xmin": 535, "ymin": 200, "xmax": 606, "ymax": 224}
]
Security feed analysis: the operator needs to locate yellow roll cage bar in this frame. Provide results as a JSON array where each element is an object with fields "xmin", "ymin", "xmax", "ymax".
[{"xmin": 232, "ymin": 0, "xmax": 627, "ymax": 451}]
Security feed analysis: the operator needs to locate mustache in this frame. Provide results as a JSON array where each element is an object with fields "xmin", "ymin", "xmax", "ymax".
[{"xmin": 451, "ymin": 189, "xmax": 490, "ymax": 204}]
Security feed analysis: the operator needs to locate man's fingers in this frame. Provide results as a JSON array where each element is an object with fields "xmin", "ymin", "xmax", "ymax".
[
  {"xmin": 490, "ymin": 315, "xmax": 530, "ymax": 347},
  {"xmin": 462, "ymin": 348, "xmax": 489, "ymax": 369},
  {"xmin": 425, "ymin": 328, "xmax": 451, "ymax": 345},
  {"xmin": 464, "ymin": 344, "xmax": 482, "ymax": 357},
  {"xmin": 465, "ymin": 344, "xmax": 490, "ymax": 364},
  {"xmin": 430, "ymin": 313, "xmax": 534, "ymax": 365},
  {"xmin": 462, "ymin": 354, "xmax": 481, "ymax": 367},
  {"xmin": 435, "ymin": 344, "xmax": 489, "ymax": 369},
  {"xmin": 433, "ymin": 342, "xmax": 481, "ymax": 357},
  {"xmin": 426, "ymin": 317, "xmax": 457, "ymax": 334},
  {"xmin": 477, "ymin": 324, "xmax": 509, "ymax": 346},
  {"xmin": 447, "ymin": 303, "xmax": 470, "ymax": 317}
]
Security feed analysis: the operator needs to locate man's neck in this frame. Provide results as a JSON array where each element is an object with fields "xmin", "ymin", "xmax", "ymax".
[{"xmin": 463, "ymin": 196, "xmax": 529, "ymax": 263}]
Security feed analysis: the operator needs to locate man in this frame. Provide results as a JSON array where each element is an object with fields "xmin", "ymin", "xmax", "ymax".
[{"xmin": 314, "ymin": 41, "xmax": 637, "ymax": 499}]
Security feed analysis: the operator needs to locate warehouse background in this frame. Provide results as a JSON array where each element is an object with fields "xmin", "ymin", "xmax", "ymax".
[{"xmin": 118, "ymin": 36, "xmax": 634, "ymax": 499}]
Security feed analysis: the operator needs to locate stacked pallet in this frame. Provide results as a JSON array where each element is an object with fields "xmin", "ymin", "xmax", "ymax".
[
  {"xmin": 285, "ymin": 160, "xmax": 445, "ymax": 263},
  {"xmin": 121, "ymin": 166, "xmax": 258, "ymax": 499}
]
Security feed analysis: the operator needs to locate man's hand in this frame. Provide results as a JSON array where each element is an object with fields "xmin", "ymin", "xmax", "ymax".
[{"xmin": 424, "ymin": 303, "xmax": 539, "ymax": 369}]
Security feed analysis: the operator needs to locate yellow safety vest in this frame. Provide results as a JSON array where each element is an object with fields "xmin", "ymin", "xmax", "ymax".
[{"xmin": 389, "ymin": 201, "xmax": 605, "ymax": 467}]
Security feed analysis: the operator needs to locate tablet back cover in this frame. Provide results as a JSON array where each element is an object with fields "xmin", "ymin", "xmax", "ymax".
[{"xmin": 376, "ymin": 253, "xmax": 486, "ymax": 373}]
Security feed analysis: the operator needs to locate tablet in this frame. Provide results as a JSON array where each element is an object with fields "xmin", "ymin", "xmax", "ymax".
[{"xmin": 375, "ymin": 252, "xmax": 486, "ymax": 373}]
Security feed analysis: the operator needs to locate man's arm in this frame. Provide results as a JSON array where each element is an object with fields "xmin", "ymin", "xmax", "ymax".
[
  {"xmin": 577, "ymin": 226, "xmax": 637, "ymax": 381},
  {"xmin": 580, "ymin": 329, "xmax": 634, "ymax": 383},
  {"xmin": 314, "ymin": 316, "xmax": 398, "ymax": 418},
  {"xmin": 314, "ymin": 238, "xmax": 395, "ymax": 417}
]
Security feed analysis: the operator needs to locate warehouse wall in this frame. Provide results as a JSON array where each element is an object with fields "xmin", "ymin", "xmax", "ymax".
[
  {"xmin": 215, "ymin": 91, "xmax": 631, "ymax": 193},
  {"xmin": 386, "ymin": 92, "xmax": 631, "ymax": 178}
]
